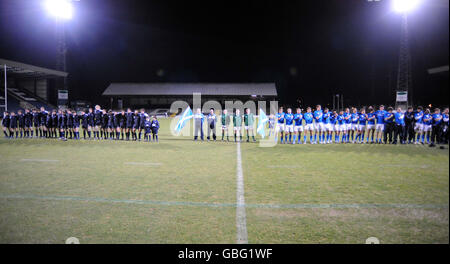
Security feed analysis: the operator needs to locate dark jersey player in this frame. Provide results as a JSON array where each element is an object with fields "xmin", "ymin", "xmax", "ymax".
[
  {"xmin": 125, "ymin": 108, "xmax": 133, "ymax": 140},
  {"xmin": 2, "ymin": 111, "xmax": 10, "ymax": 138},
  {"xmin": 138, "ymin": 108, "xmax": 147, "ymax": 141},
  {"xmin": 132, "ymin": 109, "xmax": 140, "ymax": 141}
]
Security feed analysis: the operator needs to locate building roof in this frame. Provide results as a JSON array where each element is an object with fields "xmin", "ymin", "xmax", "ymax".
[
  {"xmin": 0, "ymin": 58, "xmax": 68, "ymax": 78},
  {"xmin": 102, "ymin": 83, "xmax": 277, "ymax": 96}
]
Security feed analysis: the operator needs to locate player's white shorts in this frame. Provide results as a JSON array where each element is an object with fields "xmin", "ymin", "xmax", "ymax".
[
  {"xmin": 366, "ymin": 124, "xmax": 375, "ymax": 130},
  {"xmin": 423, "ymin": 124, "xmax": 432, "ymax": 132},
  {"xmin": 304, "ymin": 123, "xmax": 314, "ymax": 131},
  {"xmin": 351, "ymin": 124, "xmax": 358, "ymax": 131},
  {"xmin": 358, "ymin": 125, "xmax": 366, "ymax": 131},
  {"xmin": 320, "ymin": 123, "xmax": 326, "ymax": 131},
  {"xmin": 314, "ymin": 123, "xmax": 325, "ymax": 131},
  {"xmin": 284, "ymin": 124, "xmax": 294, "ymax": 133},
  {"xmin": 222, "ymin": 125, "xmax": 228, "ymax": 130},
  {"xmin": 334, "ymin": 124, "xmax": 340, "ymax": 131},
  {"xmin": 346, "ymin": 123, "xmax": 352, "ymax": 130},
  {"xmin": 376, "ymin": 124, "xmax": 384, "ymax": 131},
  {"xmin": 234, "ymin": 126, "xmax": 241, "ymax": 131},
  {"xmin": 414, "ymin": 123, "xmax": 423, "ymax": 132},
  {"xmin": 294, "ymin": 125, "xmax": 303, "ymax": 132},
  {"xmin": 275, "ymin": 123, "xmax": 285, "ymax": 132},
  {"xmin": 325, "ymin": 123, "xmax": 333, "ymax": 131},
  {"xmin": 244, "ymin": 126, "xmax": 253, "ymax": 130}
]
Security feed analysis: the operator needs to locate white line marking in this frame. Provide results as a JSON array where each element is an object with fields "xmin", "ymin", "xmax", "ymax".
[
  {"xmin": 124, "ymin": 162, "xmax": 162, "ymax": 166},
  {"xmin": 267, "ymin": 165, "xmax": 301, "ymax": 168},
  {"xmin": 236, "ymin": 142, "xmax": 248, "ymax": 244},
  {"xmin": 21, "ymin": 159, "xmax": 59, "ymax": 162},
  {"xmin": 0, "ymin": 194, "xmax": 447, "ymax": 209}
]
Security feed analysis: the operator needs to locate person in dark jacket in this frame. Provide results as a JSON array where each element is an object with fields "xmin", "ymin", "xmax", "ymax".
[
  {"xmin": 150, "ymin": 116, "xmax": 160, "ymax": 142},
  {"xmin": 119, "ymin": 110, "xmax": 127, "ymax": 140},
  {"xmin": 66, "ymin": 109, "xmax": 74, "ymax": 139},
  {"xmin": 57, "ymin": 109, "xmax": 67, "ymax": 140},
  {"xmin": 404, "ymin": 106, "xmax": 415, "ymax": 144},
  {"xmin": 87, "ymin": 108, "xmax": 95, "ymax": 139},
  {"xmin": 24, "ymin": 108, "xmax": 33, "ymax": 138},
  {"xmin": 50, "ymin": 109, "xmax": 58, "ymax": 138},
  {"xmin": 383, "ymin": 107, "xmax": 395, "ymax": 144},
  {"xmin": 32, "ymin": 109, "xmax": 39, "ymax": 138},
  {"xmin": 9, "ymin": 111, "xmax": 18, "ymax": 138},
  {"xmin": 80, "ymin": 110, "xmax": 88, "ymax": 139},
  {"xmin": 132, "ymin": 109, "xmax": 140, "ymax": 141},
  {"xmin": 107, "ymin": 110, "xmax": 114, "ymax": 140},
  {"xmin": 2, "ymin": 111, "xmax": 10, "ymax": 138},
  {"xmin": 17, "ymin": 110, "xmax": 25, "ymax": 138},
  {"xmin": 73, "ymin": 110, "xmax": 80, "ymax": 140},
  {"xmin": 144, "ymin": 116, "xmax": 152, "ymax": 142},
  {"xmin": 138, "ymin": 108, "xmax": 147, "ymax": 141},
  {"xmin": 39, "ymin": 107, "xmax": 48, "ymax": 138},
  {"xmin": 125, "ymin": 108, "xmax": 133, "ymax": 140},
  {"xmin": 101, "ymin": 109, "xmax": 108, "ymax": 139}
]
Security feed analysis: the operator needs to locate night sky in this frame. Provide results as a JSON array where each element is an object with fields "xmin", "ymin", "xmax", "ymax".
[{"xmin": 0, "ymin": 0, "xmax": 448, "ymax": 108}]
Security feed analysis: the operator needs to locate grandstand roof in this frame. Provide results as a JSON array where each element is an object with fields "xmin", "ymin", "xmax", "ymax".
[
  {"xmin": 102, "ymin": 83, "xmax": 277, "ymax": 96},
  {"xmin": 0, "ymin": 58, "xmax": 68, "ymax": 78}
]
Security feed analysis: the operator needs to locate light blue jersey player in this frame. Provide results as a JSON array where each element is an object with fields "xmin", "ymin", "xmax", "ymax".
[
  {"xmin": 330, "ymin": 110, "xmax": 338, "ymax": 143},
  {"xmin": 303, "ymin": 107, "xmax": 314, "ymax": 143},
  {"xmin": 414, "ymin": 106, "xmax": 424, "ymax": 144},
  {"xmin": 313, "ymin": 105, "xmax": 323, "ymax": 144},
  {"xmin": 336, "ymin": 110, "xmax": 345, "ymax": 143},
  {"xmin": 350, "ymin": 108, "xmax": 359, "ymax": 143},
  {"xmin": 322, "ymin": 108, "xmax": 332, "ymax": 143},
  {"xmin": 342, "ymin": 108, "xmax": 351, "ymax": 142},
  {"xmin": 366, "ymin": 107, "xmax": 376, "ymax": 143},
  {"xmin": 293, "ymin": 108, "xmax": 303, "ymax": 144},
  {"xmin": 422, "ymin": 109, "xmax": 432, "ymax": 144},
  {"xmin": 375, "ymin": 105, "xmax": 387, "ymax": 143},
  {"xmin": 357, "ymin": 108, "xmax": 367, "ymax": 143},
  {"xmin": 284, "ymin": 108, "xmax": 294, "ymax": 144},
  {"xmin": 275, "ymin": 107, "xmax": 285, "ymax": 143}
]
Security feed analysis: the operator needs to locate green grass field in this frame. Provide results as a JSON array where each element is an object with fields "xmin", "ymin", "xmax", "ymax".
[{"xmin": 0, "ymin": 118, "xmax": 448, "ymax": 243}]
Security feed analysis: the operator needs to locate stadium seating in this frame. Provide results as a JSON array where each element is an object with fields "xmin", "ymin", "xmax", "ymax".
[
  {"xmin": 1, "ymin": 87, "xmax": 53, "ymax": 112},
  {"xmin": 0, "ymin": 93, "xmax": 21, "ymax": 112}
]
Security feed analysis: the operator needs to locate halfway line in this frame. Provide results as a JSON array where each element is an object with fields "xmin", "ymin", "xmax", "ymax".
[{"xmin": 236, "ymin": 142, "xmax": 248, "ymax": 244}]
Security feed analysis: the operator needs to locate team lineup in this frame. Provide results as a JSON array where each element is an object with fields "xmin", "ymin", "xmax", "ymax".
[
  {"xmin": 269, "ymin": 105, "xmax": 449, "ymax": 145},
  {"xmin": 1, "ymin": 105, "xmax": 160, "ymax": 142},
  {"xmin": 1, "ymin": 104, "xmax": 449, "ymax": 146}
]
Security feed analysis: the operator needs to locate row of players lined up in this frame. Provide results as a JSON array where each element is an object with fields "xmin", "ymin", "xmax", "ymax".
[
  {"xmin": 269, "ymin": 105, "xmax": 449, "ymax": 145},
  {"xmin": 183, "ymin": 105, "xmax": 449, "ymax": 145},
  {"xmin": 1, "ymin": 106, "xmax": 160, "ymax": 142}
]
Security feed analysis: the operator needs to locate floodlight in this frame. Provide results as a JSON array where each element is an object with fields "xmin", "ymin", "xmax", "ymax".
[
  {"xmin": 44, "ymin": 0, "xmax": 73, "ymax": 20},
  {"xmin": 392, "ymin": 0, "xmax": 421, "ymax": 13}
]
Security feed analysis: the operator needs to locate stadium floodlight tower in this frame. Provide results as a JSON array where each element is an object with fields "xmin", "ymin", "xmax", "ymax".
[
  {"xmin": 392, "ymin": 0, "xmax": 421, "ymax": 110},
  {"xmin": 44, "ymin": 0, "xmax": 75, "ymax": 93}
]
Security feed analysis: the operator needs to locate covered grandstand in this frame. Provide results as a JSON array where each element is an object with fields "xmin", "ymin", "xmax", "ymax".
[
  {"xmin": 102, "ymin": 83, "xmax": 278, "ymax": 109},
  {"xmin": 0, "ymin": 58, "xmax": 68, "ymax": 112}
]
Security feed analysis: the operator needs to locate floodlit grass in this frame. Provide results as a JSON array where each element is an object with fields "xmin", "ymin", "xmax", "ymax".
[{"xmin": 0, "ymin": 118, "xmax": 448, "ymax": 243}]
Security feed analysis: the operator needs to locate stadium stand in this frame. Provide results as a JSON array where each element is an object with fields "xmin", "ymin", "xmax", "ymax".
[{"xmin": 0, "ymin": 58, "xmax": 67, "ymax": 112}]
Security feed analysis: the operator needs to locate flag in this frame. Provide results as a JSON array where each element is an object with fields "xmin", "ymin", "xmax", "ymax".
[
  {"xmin": 174, "ymin": 106, "xmax": 193, "ymax": 133},
  {"xmin": 257, "ymin": 108, "xmax": 269, "ymax": 138}
]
